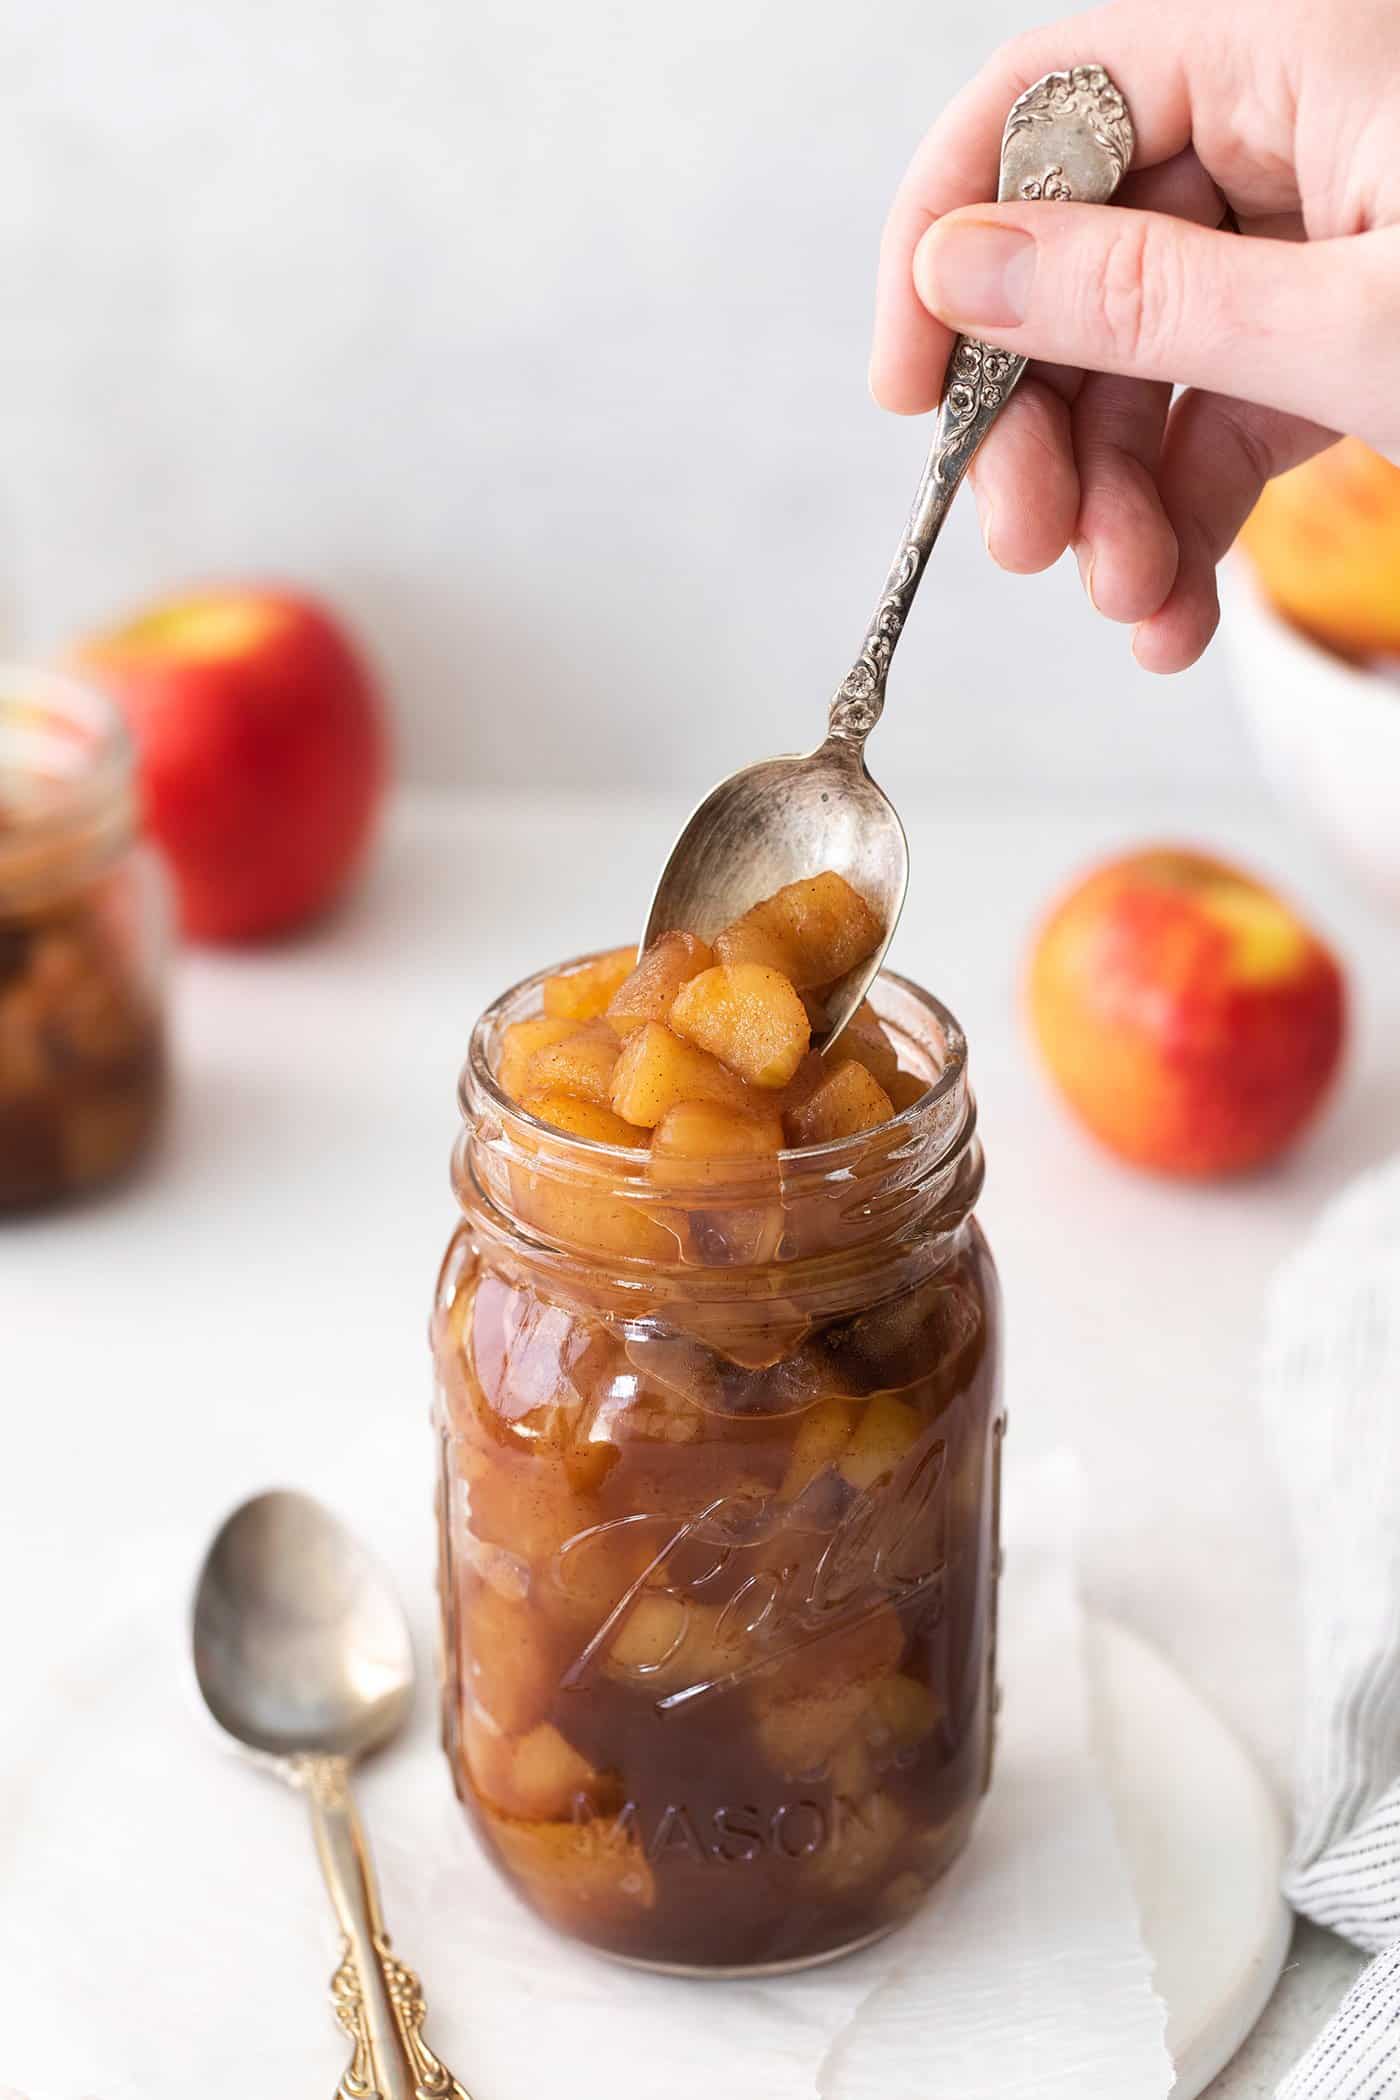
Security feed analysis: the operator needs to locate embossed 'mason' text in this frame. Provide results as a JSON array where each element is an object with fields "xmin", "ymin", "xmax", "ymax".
[{"xmin": 571, "ymin": 1791, "xmax": 881, "ymax": 1866}]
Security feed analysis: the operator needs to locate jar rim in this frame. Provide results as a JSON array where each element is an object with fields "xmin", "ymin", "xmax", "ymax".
[
  {"xmin": 0, "ymin": 668, "xmax": 135, "ymax": 905},
  {"xmin": 461, "ymin": 951, "xmax": 969, "ymax": 1173}
]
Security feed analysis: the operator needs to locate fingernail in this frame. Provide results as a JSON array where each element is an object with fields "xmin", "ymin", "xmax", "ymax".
[
  {"xmin": 915, "ymin": 220, "xmax": 1035, "ymax": 328},
  {"xmin": 1075, "ymin": 540, "xmax": 1099, "ymax": 611}
]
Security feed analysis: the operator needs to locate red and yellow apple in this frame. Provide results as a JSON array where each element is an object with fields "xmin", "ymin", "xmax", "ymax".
[
  {"xmin": 1240, "ymin": 439, "xmax": 1400, "ymax": 657},
  {"xmin": 1027, "ymin": 848, "xmax": 1346, "ymax": 1177},
  {"xmin": 72, "ymin": 585, "xmax": 388, "ymax": 942}
]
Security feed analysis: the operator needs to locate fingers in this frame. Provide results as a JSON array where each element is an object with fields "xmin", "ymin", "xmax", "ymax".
[
  {"xmin": 1070, "ymin": 374, "xmax": 1177, "ymax": 619},
  {"xmin": 962, "ymin": 151, "xmax": 1221, "ymax": 594},
  {"xmin": 871, "ymin": 9, "xmax": 1194, "ymax": 412},
  {"xmin": 966, "ymin": 376, "xmax": 1080, "ymax": 572},
  {"xmin": 1132, "ymin": 393, "xmax": 1335, "ymax": 672},
  {"xmin": 911, "ymin": 205, "xmax": 1400, "ymax": 436},
  {"xmin": 1062, "ymin": 149, "xmax": 1223, "ymax": 623}
]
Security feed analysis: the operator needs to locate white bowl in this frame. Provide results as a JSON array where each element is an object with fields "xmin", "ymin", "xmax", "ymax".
[{"xmin": 1222, "ymin": 564, "xmax": 1400, "ymax": 916}]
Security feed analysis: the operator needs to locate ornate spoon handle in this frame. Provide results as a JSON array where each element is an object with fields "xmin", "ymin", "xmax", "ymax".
[
  {"xmin": 301, "ymin": 1755, "xmax": 473, "ymax": 2100},
  {"xmin": 827, "ymin": 64, "xmax": 1135, "ymax": 744}
]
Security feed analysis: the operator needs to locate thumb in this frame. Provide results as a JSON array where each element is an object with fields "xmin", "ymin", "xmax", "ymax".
[{"xmin": 912, "ymin": 203, "xmax": 1400, "ymax": 440}]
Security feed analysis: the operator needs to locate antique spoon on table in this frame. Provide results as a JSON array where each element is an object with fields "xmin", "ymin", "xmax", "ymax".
[
  {"xmin": 644, "ymin": 65, "xmax": 1134, "ymax": 1047},
  {"xmin": 192, "ymin": 1489, "xmax": 471, "ymax": 2100}
]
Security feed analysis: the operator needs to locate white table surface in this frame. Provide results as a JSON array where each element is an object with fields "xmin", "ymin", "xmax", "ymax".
[{"xmin": 3, "ymin": 783, "xmax": 1392, "ymax": 2095}]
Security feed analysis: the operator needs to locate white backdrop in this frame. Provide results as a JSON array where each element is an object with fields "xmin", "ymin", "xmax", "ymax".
[{"xmin": 0, "ymin": 0, "xmax": 1254, "ymax": 799}]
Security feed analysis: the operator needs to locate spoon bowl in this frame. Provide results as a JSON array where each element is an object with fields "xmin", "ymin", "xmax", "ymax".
[
  {"xmin": 192, "ymin": 1487, "xmax": 413, "ymax": 1763},
  {"xmin": 643, "ymin": 734, "xmax": 909, "ymax": 1031}
]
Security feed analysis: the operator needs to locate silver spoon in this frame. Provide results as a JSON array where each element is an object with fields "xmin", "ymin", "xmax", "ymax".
[
  {"xmin": 191, "ymin": 1488, "xmax": 471, "ymax": 2100},
  {"xmin": 643, "ymin": 65, "xmax": 1134, "ymax": 1046}
]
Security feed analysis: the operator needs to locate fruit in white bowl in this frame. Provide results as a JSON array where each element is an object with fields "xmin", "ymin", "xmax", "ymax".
[
  {"xmin": 1222, "ymin": 562, "xmax": 1400, "ymax": 917},
  {"xmin": 1239, "ymin": 440, "xmax": 1400, "ymax": 658}
]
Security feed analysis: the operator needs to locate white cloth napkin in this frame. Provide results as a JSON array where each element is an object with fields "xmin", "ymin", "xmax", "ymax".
[
  {"xmin": 1259, "ymin": 1157, "xmax": 1400, "ymax": 2098},
  {"xmin": 0, "ymin": 1448, "xmax": 1171, "ymax": 2100}
]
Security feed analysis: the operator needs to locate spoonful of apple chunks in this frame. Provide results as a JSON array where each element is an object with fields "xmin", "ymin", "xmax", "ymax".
[{"xmin": 496, "ymin": 870, "xmax": 928, "ymax": 1158}]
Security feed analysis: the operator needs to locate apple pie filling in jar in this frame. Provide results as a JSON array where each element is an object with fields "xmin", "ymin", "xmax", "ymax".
[
  {"xmin": 0, "ymin": 670, "xmax": 169, "ymax": 1210},
  {"xmin": 432, "ymin": 963, "xmax": 1003, "ymax": 1973}
]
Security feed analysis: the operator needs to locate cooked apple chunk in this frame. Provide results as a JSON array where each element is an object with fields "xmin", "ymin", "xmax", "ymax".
[
  {"xmin": 840, "ymin": 1002, "xmax": 901, "ymax": 1093},
  {"xmin": 467, "ymin": 1586, "xmax": 559, "ymax": 1736},
  {"xmin": 521, "ymin": 1089, "xmax": 640, "ymax": 1148},
  {"xmin": 650, "ymin": 1100, "xmax": 784, "ymax": 1171},
  {"xmin": 670, "ymin": 964, "xmax": 810, "ymax": 1090},
  {"xmin": 840, "ymin": 1391, "xmax": 923, "ymax": 1491},
  {"xmin": 510, "ymin": 1158, "xmax": 678, "ymax": 1264},
  {"xmin": 498, "ymin": 1015, "xmax": 580, "ymax": 1102},
  {"xmin": 606, "ymin": 931, "xmax": 714, "ymax": 1035},
  {"xmin": 524, "ymin": 1022, "xmax": 619, "ymax": 1106},
  {"xmin": 752, "ymin": 1604, "xmax": 904, "ymax": 1776},
  {"xmin": 483, "ymin": 1805, "xmax": 656, "ymax": 1924},
  {"xmin": 542, "ymin": 946, "xmax": 637, "ymax": 1022},
  {"xmin": 887, "ymin": 1068, "xmax": 929, "ymax": 1113},
  {"xmin": 780, "ymin": 1397, "xmax": 854, "ymax": 1500},
  {"xmin": 785, "ymin": 1058, "xmax": 893, "ymax": 1145},
  {"xmin": 715, "ymin": 872, "xmax": 883, "ymax": 989},
  {"xmin": 609, "ymin": 1022, "xmax": 751, "ymax": 1127},
  {"xmin": 466, "ymin": 1711, "xmax": 604, "ymax": 1821},
  {"xmin": 867, "ymin": 1673, "xmax": 941, "ymax": 1755}
]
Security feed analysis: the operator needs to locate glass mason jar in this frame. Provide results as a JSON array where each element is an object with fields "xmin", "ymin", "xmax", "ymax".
[
  {"xmin": 432, "ymin": 960, "xmax": 1003, "ymax": 1974},
  {"xmin": 0, "ymin": 669, "xmax": 169, "ymax": 1209}
]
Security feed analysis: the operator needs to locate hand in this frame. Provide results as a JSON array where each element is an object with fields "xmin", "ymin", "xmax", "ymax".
[{"xmin": 870, "ymin": 0, "xmax": 1400, "ymax": 670}]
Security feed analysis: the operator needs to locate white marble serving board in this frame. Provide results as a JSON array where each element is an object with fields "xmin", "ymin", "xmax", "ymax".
[{"xmin": 1090, "ymin": 1619, "xmax": 1293, "ymax": 2097}]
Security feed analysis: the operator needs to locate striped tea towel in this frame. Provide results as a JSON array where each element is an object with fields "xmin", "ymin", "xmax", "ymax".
[{"xmin": 1260, "ymin": 1158, "xmax": 1400, "ymax": 2098}]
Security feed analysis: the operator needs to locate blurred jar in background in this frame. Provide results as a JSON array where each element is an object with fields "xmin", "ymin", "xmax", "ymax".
[{"xmin": 0, "ymin": 670, "xmax": 169, "ymax": 1209}]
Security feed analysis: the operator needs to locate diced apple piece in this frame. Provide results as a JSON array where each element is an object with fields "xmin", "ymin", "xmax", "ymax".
[
  {"xmin": 542, "ymin": 946, "xmax": 637, "ymax": 1022},
  {"xmin": 482, "ymin": 1803, "xmax": 656, "ymax": 1924},
  {"xmin": 605, "ymin": 1594, "xmax": 741, "ymax": 1697},
  {"xmin": 605, "ymin": 1590, "xmax": 691, "ymax": 1678},
  {"xmin": 466, "ymin": 1711, "xmax": 603, "ymax": 1820},
  {"xmin": 606, "ymin": 931, "xmax": 714, "ymax": 1035},
  {"xmin": 467, "ymin": 1461, "xmax": 598, "ymax": 1570},
  {"xmin": 715, "ymin": 872, "xmax": 883, "ymax": 989},
  {"xmin": 509, "ymin": 1158, "xmax": 679, "ymax": 1264},
  {"xmin": 866, "ymin": 1673, "xmax": 941, "ymax": 1755},
  {"xmin": 828, "ymin": 1733, "xmax": 877, "ymax": 1800},
  {"xmin": 756, "ymin": 1671, "xmax": 881, "ymax": 1780},
  {"xmin": 779, "ymin": 1050, "xmax": 827, "ymax": 1118},
  {"xmin": 786, "ymin": 1059, "xmax": 893, "ymax": 1146},
  {"xmin": 467, "ymin": 1585, "xmax": 559, "ymax": 1735},
  {"xmin": 498, "ymin": 1015, "xmax": 578, "ymax": 1102},
  {"xmin": 887, "ymin": 1068, "xmax": 929, "ymax": 1113},
  {"xmin": 670, "ymin": 964, "xmax": 810, "ymax": 1090},
  {"xmin": 649, "ymin": 1100, "xmax": 786, "ymax": 1267},
  {"xmin": 840, "ymin": 1392, "xmax": 923, "ymax": 1491},
  {"xmin": 650, "ymin": 1100, "xmax": 784, "ymax": 1182},
  {"xmin": 543, "ymin": 1516, "xmax": 657, "ymax": 1638},
  {"xmin": 840, "ymin": 1002, "xmax": 901, "ymax": 1093},
  {"xmin": 609, "ymin": 1022, "xmax": 751, "ymax": 1127},
  {"xmin": 524, "ymin": 1022, "xmax": 619, "ymax": 1106},
  {"xmin": 752, "ymin": 1604, "xmax": 904, "ymax": 1776},
  {"xmin": 781, "ymin": 1398, "xmax": 854, "ymax": 1500},
  {"xmin": 523, "ymin": 1088, "xmax": 640, "ymax": 1147},
  {"xmin": 808, "ymin": 1789, "xmax": 907, "ymax": 1894}
]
